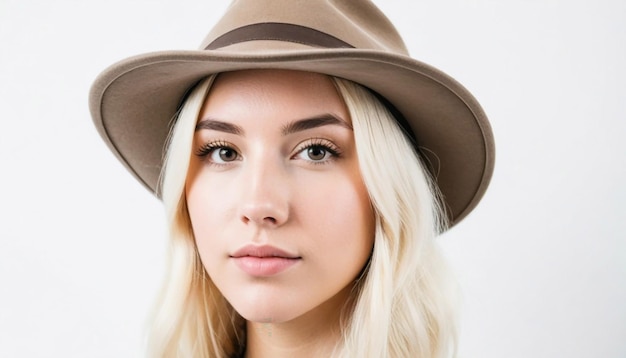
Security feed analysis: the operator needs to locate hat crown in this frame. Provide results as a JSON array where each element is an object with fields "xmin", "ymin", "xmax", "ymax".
[{"xmin": 199, "ymin": 0, "xmax": 409, "ymax": 54}]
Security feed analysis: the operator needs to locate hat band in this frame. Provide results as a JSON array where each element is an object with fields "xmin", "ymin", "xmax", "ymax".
[{"xmin": 205, "ymin": 22, "xmax": 354, "ymax": 50}]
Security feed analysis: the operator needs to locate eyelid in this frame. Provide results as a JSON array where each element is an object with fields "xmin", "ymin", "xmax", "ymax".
[
  {"xmin": 292, "ymin": 137, "xmax": 343, "ymax": 162},
  {"xmin": 195, "ymin": 139, "xmax": 230, "ymax": 156},
  {"xmin": 195, "ymin": 139, "xmax": 242, "ymax": 165}
]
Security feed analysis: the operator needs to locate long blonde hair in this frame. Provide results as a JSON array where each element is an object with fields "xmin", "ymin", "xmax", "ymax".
[
  {"xmin": 147, "ymin": 73, "xmax": 459, "ymax": 358},
  {"xmin": 332, "ymin": 78, "xmax": 458, "ymax": 358}
]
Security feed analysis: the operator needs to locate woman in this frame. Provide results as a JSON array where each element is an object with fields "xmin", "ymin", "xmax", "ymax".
[{"xmin": 89, "ymin": 1, "xmax": 494, "ymax": 357}]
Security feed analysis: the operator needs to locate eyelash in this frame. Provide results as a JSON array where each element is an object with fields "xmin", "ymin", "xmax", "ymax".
[
  {"xmin": 195, "ymin": 140, "xmax": 239, "ymax": 165},
  {"xmin": 292, "ymin": 138, "xmax": 342, "ymax": 164},
  {"xmin": 194, "ymin": 138, "xmax": 342, "ymax": 165}
]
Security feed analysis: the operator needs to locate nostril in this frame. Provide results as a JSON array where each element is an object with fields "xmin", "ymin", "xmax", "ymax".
[
  {"xmin": 240, "ymin": 215, "xmax": 278, "ymax": 226},
  {"xmin": 239, "ymin": 201, "xmax": 288, "ymax": 227}
]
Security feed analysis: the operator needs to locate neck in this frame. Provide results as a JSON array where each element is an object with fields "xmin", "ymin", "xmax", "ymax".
[{"xmin": 243, "ymin": 286, "xmax": 353, "ymax": 358}]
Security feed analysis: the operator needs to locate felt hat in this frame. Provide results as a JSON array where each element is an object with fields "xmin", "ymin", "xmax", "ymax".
[{"xmin": 89, "ymin": 0, "xmax": 495, "ymax": 226}]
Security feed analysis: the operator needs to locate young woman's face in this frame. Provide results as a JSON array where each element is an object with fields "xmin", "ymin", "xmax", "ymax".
[{"xmin": 186, "ymin": 70, "xmax": 374, "ymax": 324}]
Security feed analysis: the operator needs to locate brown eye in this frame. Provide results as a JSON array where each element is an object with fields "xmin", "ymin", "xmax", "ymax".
[
  {"xmin": 196, "ymin": 141, "xmax": 241, "ymax": 165},
  {"xmin": 218, "ymin": 147, "xmax": 238, "ymax": 162},
  {"xmin": 307, "ymin": 146, "xmax": 328, "ymax": 161},
  {"xmin": 292, "ymin": 139, "xmax": 341, "ymax": 164}
]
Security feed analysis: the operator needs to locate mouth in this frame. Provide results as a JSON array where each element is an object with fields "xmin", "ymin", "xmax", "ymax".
[
  {"xmin": 230, "ymin": 244, "xmax": 301, "ymax": 276},
  {"xmin": 230, "ymin": 244, "xmax": 301, "ymax": 259}
]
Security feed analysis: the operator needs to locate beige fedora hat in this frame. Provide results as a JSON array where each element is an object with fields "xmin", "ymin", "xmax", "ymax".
[{"xmin": 89, "ymin": 0, "xmax": 494, "ymax": 226}]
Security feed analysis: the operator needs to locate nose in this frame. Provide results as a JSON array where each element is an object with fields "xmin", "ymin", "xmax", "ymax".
[{"xmin": 237, "ymin": 156, "xmax": 289, "ymax": 228}]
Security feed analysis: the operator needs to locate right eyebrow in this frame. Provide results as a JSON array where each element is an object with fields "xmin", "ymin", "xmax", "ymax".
[{"xmin": 195, "ymin": 119, "xmax": 244, "ymax": 135}]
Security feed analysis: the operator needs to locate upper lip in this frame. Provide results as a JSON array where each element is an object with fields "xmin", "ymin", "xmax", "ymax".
[{"xmin": 230, "ymin": 244, "xmax": 301, "ymax": 259}]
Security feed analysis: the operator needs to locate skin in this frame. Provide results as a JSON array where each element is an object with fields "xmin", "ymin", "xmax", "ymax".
[{"xmin": 185, "ymin": 69, "xmax": 375, "ymax": 357}]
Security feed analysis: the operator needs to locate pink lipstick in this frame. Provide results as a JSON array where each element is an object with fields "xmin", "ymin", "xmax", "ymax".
[{"xmin": 230, "ymin": 244, "xmax": 301, "ymax": 277}]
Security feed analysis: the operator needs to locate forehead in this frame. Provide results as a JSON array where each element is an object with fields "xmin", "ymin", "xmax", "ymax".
[{"xmin": 199, "ymin": 69, "xmax": 350, "ymax": 124}]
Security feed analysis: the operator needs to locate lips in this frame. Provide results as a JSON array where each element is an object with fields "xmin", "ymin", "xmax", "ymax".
[
  {"xmin": 230, "ymin": 244, "xmax": 301, "ymax": 277},
  {"xmin": 231, "ymin": 244, "xmax": 300, "ymax": 259}
]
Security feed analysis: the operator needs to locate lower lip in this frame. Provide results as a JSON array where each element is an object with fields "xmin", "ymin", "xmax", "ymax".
[{"xmin": 233, "ymin": 256, "xmax": 300, "ymax": 277}]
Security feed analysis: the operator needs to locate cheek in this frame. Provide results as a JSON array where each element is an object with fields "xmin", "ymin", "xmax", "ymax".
[
  {"xmin": 185, "ymin": 172, "xmax": 234, "ymax": 257},
  {"xmin": 297, "ymin": 174, "xmax": 375, "ymax": 265}
]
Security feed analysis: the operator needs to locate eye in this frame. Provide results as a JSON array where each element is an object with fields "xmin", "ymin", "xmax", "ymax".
[
  {"xmin": 211, "ymin": 147, "xmax": 239, "ymax": 163},
  {"xmin": 293, "ymin": 139, "xmax": 341, "ymax": 164},
  {"xmin": 195, "ymin": 141, "xmax": 241, "ymax": 165},
  {"xmin": 304, "ymin": 145, "xmax": 331, "ymax": 161}
]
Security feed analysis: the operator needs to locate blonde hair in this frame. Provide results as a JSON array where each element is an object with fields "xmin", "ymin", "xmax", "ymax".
[
  {"xmin": 147, "ymin": 74, "xmax": 459, "ymax": 358},
  {"xmin": 148, "ymin": 75, "xmax": 245, "ymax": 358},
  {"xmin": 332, "ymin": 78, "xmax": 458, "ymax": 358}
]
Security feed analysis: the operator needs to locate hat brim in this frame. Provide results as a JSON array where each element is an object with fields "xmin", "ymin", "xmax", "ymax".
[{"xmin": 89, "ymin": 48, "xmax": 494, "ymax": 226}]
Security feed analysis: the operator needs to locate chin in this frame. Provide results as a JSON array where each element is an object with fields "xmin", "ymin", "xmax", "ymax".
[{"xmin": 234, "ymin": 304, "xmax": 301, "ymax": 324}]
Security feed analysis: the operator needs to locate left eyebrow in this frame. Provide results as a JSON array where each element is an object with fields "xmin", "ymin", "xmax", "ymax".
[{"xmin": 281, "ymin": 114, "xmax": 352, "ymax": 136}]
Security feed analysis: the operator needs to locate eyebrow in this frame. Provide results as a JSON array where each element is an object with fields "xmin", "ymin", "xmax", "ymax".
[
  {"xmin": 195, "ymin": 119, "xmax": 244, "ymax": 135},
  {"xmin": 281, "ymin": 114, "xmax": 352, "ymax": 135},
  {"xmin": 194, "ymin": 114, "xmax": 351, "ymax": 135}
]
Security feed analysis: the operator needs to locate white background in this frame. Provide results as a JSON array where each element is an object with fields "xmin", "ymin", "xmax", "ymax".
[{"xmin": 1, "ymin": 0, "xmax": 625, "ymax": 357}]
